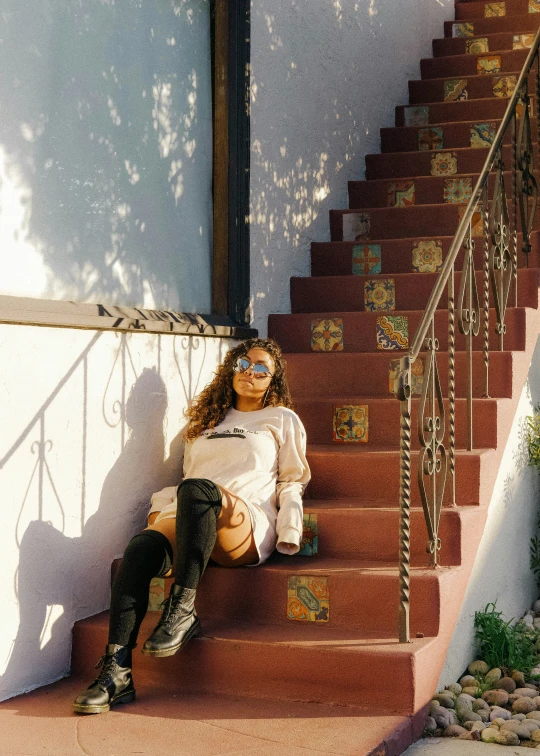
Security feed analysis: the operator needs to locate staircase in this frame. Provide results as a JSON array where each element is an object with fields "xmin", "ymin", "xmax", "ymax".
[{"xmin": 3, "ymin": 2, "xmax": 540, "ymax": 755}]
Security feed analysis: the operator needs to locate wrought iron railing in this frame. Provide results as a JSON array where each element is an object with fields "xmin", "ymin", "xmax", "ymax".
[{"xmin": 395, "ymin": 29, "xmax": 540, "ymax": 643}]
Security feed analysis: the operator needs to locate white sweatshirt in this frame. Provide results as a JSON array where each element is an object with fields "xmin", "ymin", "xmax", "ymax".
[{"xmin": 148, "ymin": 405, "xmax": 311, "ymax": 557}]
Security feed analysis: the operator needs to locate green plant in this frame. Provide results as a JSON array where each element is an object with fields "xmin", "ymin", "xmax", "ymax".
[{"xmin": 474, "ymin": 602, "xmax": 540, "ymax": 675}]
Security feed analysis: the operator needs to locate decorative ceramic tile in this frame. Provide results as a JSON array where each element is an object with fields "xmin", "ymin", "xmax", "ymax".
[
  {"xmin": 343, "ymin": 212, "xmax": 370, "ymax": 241},
  {"xmin": 333, "ymin": 405, "xmax": 369, "ymax": 443},
  {"xmin": 477, "ymin": 55, "xmax": 501, "ymax": 75},
  {"xmin": 529, "ymin": 0, "xmax": 540, "ymax": 13},
  {"xmin": 431, "ymin": 152, "xmax": 458, "ymax": 177},
  {"xmin": 389, "ymin": 357, "xmax": 425, "ymax": 396},
  {"xmin": 493, "ymin": 75, "xmax": 517, "ymax": 98},
  {"xmin": 452, "ymin": 22, "xmax": 474, "ymax": 38},
  {"xmin": 466, "ymin": 37, "xmax": 489, "ymax": 54},
  {"xmin": 311, "ymin": 318, "xmax": 344, "ymax": 352},
  {"xmin": 148, "ymin": 578, "xmax": 165, "ymax": 611},
  {"xmin": 444, "ymin": 177, "xmax": 473, "ymax": 205},
  {"xmin": 470, "ymin": 122, "xmax": 496, "ymax": 148},
  {"xmin": 418, "ymin": 127, "xmax": 443, "ymax": 152},
  {"xmin": 458, "ymin": 205, "xmax": 483, "ymax": 237},
  {"xmin": 484, "ymin": 2, "xmax": 506, "ymax": 16},
  {"xmin": 352, "ymin": 244, "xmax": 382, "ymax": 275},
  {"xmin": 412, "ymin": 240, "xmax": 444, "ymax": 273},
  {"xmin": 404, "ymin": 106, "xmax": 429, "ymax": 128},
  {"xmin": 364, "ymin": 278, "xmax": 396, "ymax": 311},
  {"xmin": 287, "ymin": 575, "xmax": 329, "ymax": 622},
  {"xmin": 513, "ymin": 33, "xmax": 535, "ymax": 49},
  {"xmin": 376, "ymin": 315, "xmax": 409, "ymax": 351},
  {"xmin": 387, "ymin": 180, "xmax": 415, "ymax": 207},
  {"xmin": 444, "ymin": 79, "xmax": 468, "ymax": 102},
  {"xmin": 299, "ymin": 513, "xmax": 318, "ymax": 556}
]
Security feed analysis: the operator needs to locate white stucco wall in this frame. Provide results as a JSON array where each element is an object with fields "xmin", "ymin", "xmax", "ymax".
[
  {"xmin": 0, "ymin": 325, "xmax": 234, "ymax": 701},
  {"xmin": 249, "ymin": 0, "xmax": 455, "ymax": 335},
  {"xmin": 438, "ymin": 340, "xmax": 540, "ymax": 687},
  {"xmin": 0, "ymin": 0, "xmax": 213, "ymax": 312}
]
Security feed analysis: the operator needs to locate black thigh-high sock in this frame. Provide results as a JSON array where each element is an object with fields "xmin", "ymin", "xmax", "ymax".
[
  {"xmin": 108, "ymin": 529, "xmax": 173, "ymax": 648},
  {"xmin": 174, "ymin": 478, "xmax": 223, "ymax": 590}
]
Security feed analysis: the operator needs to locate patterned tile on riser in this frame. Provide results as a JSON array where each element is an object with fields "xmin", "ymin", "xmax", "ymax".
[
  {"xmin": 298, "ymin": 513, "xmax": 318, "ymax": 557},
  {"xmin": 333, "ymin": 405, "xmax": 369, "ymax": 443},
  {"xmin": 311, "ymin": 318, "xmax": 344, "ymax": 352},
  {"xmin": 287, "ymin": 576, "xmax": 329, "ymax": 622},
  {"xmin": 364, "ymin": 278, "xmax": 395, "ymax": 312}
]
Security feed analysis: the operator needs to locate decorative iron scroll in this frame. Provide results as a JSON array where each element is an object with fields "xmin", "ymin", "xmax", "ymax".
[{"xmin": 395, "ymin": 29, "xmax": 540, "ymax": 643}]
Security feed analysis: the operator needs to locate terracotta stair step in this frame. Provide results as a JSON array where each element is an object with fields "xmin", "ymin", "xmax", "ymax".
[
  {"xmin": 71, "ymin": 610, "xmax": 441, "ymax": 712},
  {"xmin": 310, "ymin": 233, "xmax": 540, "ymax": 275},
  {"xmin": 295, "ymin": 395, "xmax": 500, "ymax": 449},
  {"xmin": 409, "ymin": 70, "xmax": 532, "ymax": 104},
  {"xmin": 110, "ymin": 556, "xmax": 442, "ymax": 636},
  {"xmin": 444, "ymin": 14, "xmax": 540, "ymax": 36},
  {"xmin": 433, "ymin": 31, "xmax": 534, "ymax": 57},
  {"xmin": 296, "ymin": 502, "xmax": 464, "ymax": 565},
  {"xmin": 421, "ymin": 48, "xmax": 528, "ymax": 78},
  {"xmin": 380, "ymin": 120, "xmax": 535, "ymax": 153},
  {"xmin": 305, "ymin": 446, "xmax": 490, "ymax": 506},
  {"xmin": 285, "ymin": 350, "xmax": 514, "ymax": 399},
  {"xmin": 365, "ymin": 142, "xmax": 538, "ymax": 179},
  {"xmin": 396, "ymin": 96, "xmax": 520, "ymax": 127},
  {"xmin": 290, "ymin": 269, "xmax": 539, "ymax": 313},
  {"xmin": 456, "ymin": 0, "xmax": 537, "ymax": 20},
  {"xmin": 268, "ymin": 307, "xmax": 527, "ymax": 353}
]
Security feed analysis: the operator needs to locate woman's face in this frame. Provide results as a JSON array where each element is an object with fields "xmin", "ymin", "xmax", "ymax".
[{"xmin": 232, "ymin": 347, "xmax": 275, "ymax": 404}]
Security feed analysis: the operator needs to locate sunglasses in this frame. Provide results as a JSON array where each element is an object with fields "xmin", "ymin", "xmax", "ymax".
[{"xmin": 233, "ymin": 357, "xmax": 273, "ymax": 380}]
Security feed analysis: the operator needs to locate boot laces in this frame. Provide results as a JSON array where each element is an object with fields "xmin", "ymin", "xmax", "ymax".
[
  {"xmin": 93, "ymin": 653, "xmax": 119, "ymax": 685},
  {"xmin": 157, "ymin": 594, "xmax": 190, "ymax": 630}
]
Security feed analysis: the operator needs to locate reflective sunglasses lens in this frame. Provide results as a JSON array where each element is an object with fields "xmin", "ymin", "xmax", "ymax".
[
  {"xmin": 253, "ymin": 364, "xmax": 271, "ymax": 378},
  {"xmin": 235, "ymin": 357, "xmax": 250, "ymax": 373}
]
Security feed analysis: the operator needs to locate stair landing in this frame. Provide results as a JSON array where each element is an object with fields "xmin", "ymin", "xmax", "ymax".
[{"xmin": 0, "ymin": 675, "xmax": 423, "ymax": 756}]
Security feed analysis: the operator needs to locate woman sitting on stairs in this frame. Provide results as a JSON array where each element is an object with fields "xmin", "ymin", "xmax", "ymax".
[{"xmin": 73, "ymin": 337, "xmax": 310, "ymax": 714}]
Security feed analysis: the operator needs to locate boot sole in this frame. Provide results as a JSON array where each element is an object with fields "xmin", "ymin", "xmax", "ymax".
[
  {"xmin": 72, "ymin": 689, "xmax": 136, "ymax": 715},
  {"xmin": 141, "ymin": 618, "xmax": 201, "ymax": 658}
]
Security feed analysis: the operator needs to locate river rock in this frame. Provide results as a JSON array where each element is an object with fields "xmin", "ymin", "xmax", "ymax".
[
  {"xmin": 508, "ymin": 694, "xmax": 521, "ymax": 705},
  {"xmin": 433, "ymin": 693, "xmax": 455, "ymax": 708},
  {"xmin": 447, "ymin": 683, "xmax": 462, "ymax": 695},
  {"xmin": 492, "ymin": 718, "xmax": 507, "ymax": 727},
  {"xmin": 528, "ymin": 712, "xmax": 540, "ymax": 721},
  {"xmin": 481, "ymin": 727, "xmax": 499, "ymax": 743},
  {"xmin": 464, "ymin": 721, "xmax": 487, "ymax": 732},
  {"xmin": 423, "ymin": 716, "xmax": 437, "ymax": 735},
  {"xmin": 515, "ymin": 688, "xmax": 538, "ymax": 698},
  {"xmin": 518, "ymin": 719, "xmax": 540, "ymax": 735},
  {"xmin": 459, "ymin": 675, "xmax": 477, "ymax": 688},
  {"xmin": 460, "ymin": 709, "xmax": 483, "ymax": 723},
  {"xmin": 462, "ymin": 686, "xmax": 480, "ymax": 696},
  {"xmin": 431, "ymin": 706, "xmax": 453, "ymax": 728},
  {"xmin": 483, "ymin": 689, "xmax": 509, "ymax": 706},
  {"xmin": 444, "ymin": 725, "xmax": 467, "ymax": 737},
  {"xmin": 485, "ymin": 668, "xmax": 502, "ymax": 685},
  {"xmin": 490, "ymin": 708, "xmax": 511, "ymax": 722},
  {"xmin": 531, "ymin": 729, "xmax": 540, "ymax": 742},
  {"xmin": 472, "ymin": 698, "xmax": 489, "ymax": 712},
  {"xmin": 513, "ymin": 671, "xmax": 527, "ymax": 686},
  {"xmin": 500, "ymin": 720, "xmax": 535, "ymax": 739},
  {"xmin": 525, "ymin": 683, "xmax": 539, "ymax": 691},
  {"xmin": 513, "ymin": 697, "xmax": 537, "ymax": 714},
  {"xmin": 459, "ymin": 731, "xmax": 481, "ymax": 740},
  {"xmin": 498, "ymin": 677, "xmax": 517, "ymax": 693},
  {"xmin": 523, "ymin": 612, "xmax": 535, "ymax": 627},
  {"xmin": 456, "ymin": 693, "xmax": 476, "ymax": 707},
  {"xmin": 468, "ymin": 660, "xmax": 489, "ymax": 676},
  {"xmin": 512, "ymin": 713, "xmax": 526, "ymax": 720},
  {"xmin": 533, "ymin": 599, "xmax": 540, "ymax": 613},
  {"xmin": 495, "ymin": 729, "xmax": 520, "ymax": 745}
]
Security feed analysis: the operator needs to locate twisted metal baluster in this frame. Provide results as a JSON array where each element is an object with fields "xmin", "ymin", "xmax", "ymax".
[
  {"xmin": 418, "ymin": 321, "xmax": 447, "ymax": 566},
  {"xmin": 482, "ymin": 184, "xmax": 490, "ymax": 398},
  {"xmin": 517, "ymin": 78, "xmax": 538, "ymax": 267},
  {"xmin": 458, "ymin": 220, "xmax": 481, "ymax": 450},
  {"xmin": 397, "ymin": 356, "xmax": 412, "ymax": 643},
  {"xmin": 489, "ymin": 151, "xmax": 512, "ymax": 351},
  {"xmin": 512, "ymin": 108, "xmax": 518, "ymax": 306},
  {"xmin": 448, "ymin": 257, "xmax": 456, "ymax": 506}
]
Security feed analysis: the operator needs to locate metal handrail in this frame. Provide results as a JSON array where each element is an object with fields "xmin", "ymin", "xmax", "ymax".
[{"xmin": 396, "ymin": 25, "xmax": 540, "ymax": 644}]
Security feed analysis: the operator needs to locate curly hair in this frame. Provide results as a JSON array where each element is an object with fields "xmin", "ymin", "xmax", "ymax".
[{"xmin": 184, "ymin": 338, "xmax": 293, "ymax": 440}]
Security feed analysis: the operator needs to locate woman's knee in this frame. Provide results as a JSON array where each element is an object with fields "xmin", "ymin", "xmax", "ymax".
[
  {"xmin": 122, "ymin": 530, "xmax": 173, "ymax": 576},
  {"xmin": 178, "ymin": 478, "xmax": 222, "ymax": 504}
]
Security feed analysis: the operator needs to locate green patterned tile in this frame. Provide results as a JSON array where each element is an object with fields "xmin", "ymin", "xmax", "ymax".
[{"xmin": 287, "ymin": 576, "xmax": 329, "ymax": 622}]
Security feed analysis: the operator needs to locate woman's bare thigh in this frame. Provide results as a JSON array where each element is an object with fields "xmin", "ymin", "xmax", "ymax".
[{"xmin": 145, "ymin": 485, "xmax": 258, "ymax": 573}]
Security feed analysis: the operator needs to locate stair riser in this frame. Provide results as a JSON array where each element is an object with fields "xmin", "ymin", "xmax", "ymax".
[
  {"xmin": 306, "ymin": 451, "xmax": 481, "ymax": 506},
  {"xmin": 285, "ymin": 351, "xmax": 513, "ymax": 399},
  {"xmin": 421, "ymin": 49, "xmax": 527, "ymax": 79},
  {"xmin": 409, "ymin": 71, "xmax": 534, "ymax": 106},
  {"xmin": 365, "ymin": 143, "xmax": 538, "ymax": 180},
  {"xmin": 444, "ymin": 15, "xmax": 540, "ymax": 36},
  {"xmin": 396, "ymin": 97, "xmax": 512, "ymax": 127},
  {"xmin": 71, "ymin": 614, "xmax": 419, "ymax": 712},
  {"xmin": 433, "ymin": 32, "xmax": 527, "ymax": 57},
  {"xmin": 268, "ymin": 308, "xmax": 526, "ymax": 353},
  {"xmin": 380, "ymin": 123, "xmax": 533, "ymax": 154},
  {"xmin": 456, "ymin": 0, "xmax": 534, "ymax": 20},
  {"xmin": 311, "ymin": 235, "xmax": 540, "ymax": 276},
  {"xmin": 296, "ymin": 398, "xmax": 498, "ymax": 450},
  {"xmin": 290, "ymin": 269, "xmax": 539, "ymax": 313}
]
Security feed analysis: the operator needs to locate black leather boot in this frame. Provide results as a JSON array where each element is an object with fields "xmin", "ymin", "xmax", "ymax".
[
  {"xmin": 142, "ymin": 584, "xmax": 200, "ymax": 657},
  {"xmin": 72, "ymin": 644, "xmax": 135, "ymax": 714}
]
